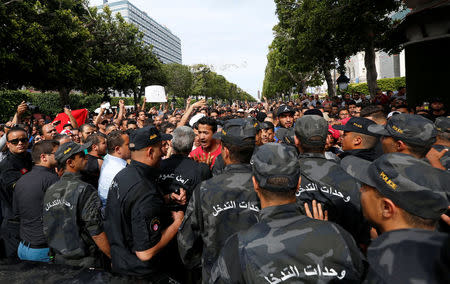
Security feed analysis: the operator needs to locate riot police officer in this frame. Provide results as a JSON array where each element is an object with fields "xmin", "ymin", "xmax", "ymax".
[{"xmin": 43, "ymin": 141, "xmax": 110, "ymax": 267}]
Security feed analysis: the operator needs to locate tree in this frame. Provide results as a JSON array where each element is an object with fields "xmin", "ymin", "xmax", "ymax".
[
  {"xmin": 262, "ymin": 29, "xmax": 323, "ymax": 99},
  {"xmin": 272, "ymin": 0, "xmax": 403, "ymax": 98},
  {"xmin": 0, "ymin": 0, "xmax": 92, "ymax": 105},
  {"xmin": 334, "ymin": 0, "xmax": 403, "ymax": 97},
  {"xmin": 163, "ymin": 63, "xmax": 193, "ymax": 99},
  {"xmin": 84, "ymin": 6, "xmax": 165, "ymax": 105}
]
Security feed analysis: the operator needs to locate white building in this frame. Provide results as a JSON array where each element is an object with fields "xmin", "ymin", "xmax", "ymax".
[
  {"xmin": 96, "ymin": 0, "xmax": 182, "ymax": 64},
  {"xmin": 345, "ymin": 50, "xmax": 406, "ymax": 84}
]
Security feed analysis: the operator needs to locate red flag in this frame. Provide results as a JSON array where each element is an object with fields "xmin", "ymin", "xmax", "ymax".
[{"xmin": 52, "ymin": 109, "xmax": 88, "ymax": 133}]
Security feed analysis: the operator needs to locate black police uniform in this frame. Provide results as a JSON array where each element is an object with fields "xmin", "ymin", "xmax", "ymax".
[
  {"xmin": 13, "ymin": 165, "xmax": 59, "ymax": 248},
  {"xmin": 105, "ymin": 160, "xmax": 169, "ymax": 278},
  {"xmin": 0, "ymin": 150, "xmax": 32, "ymax": 258},
  {"xmin": 158, "ymin": 154, "xmax": 211, "ymax": 203}
]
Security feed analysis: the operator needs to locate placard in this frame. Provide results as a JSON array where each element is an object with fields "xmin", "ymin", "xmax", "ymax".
[{"xmin": 145, "ymin": 85, "xmax": 167, "ymax": 103}]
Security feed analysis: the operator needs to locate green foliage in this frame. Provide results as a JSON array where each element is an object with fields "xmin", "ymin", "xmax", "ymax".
[
  {"xmin": 347, "ymin": 77, "xmax": 406, "ymax": 95},
  {"xmin": 162, "ymin": 64, "xmax": 193, "ymax": 99},
  {"xmin": 270, "ymin": 0, "xmax": 404, "ymax": 98},
  {"xmin": 0, "ymin": 90, "xmax": 29, "ymax": 122}
]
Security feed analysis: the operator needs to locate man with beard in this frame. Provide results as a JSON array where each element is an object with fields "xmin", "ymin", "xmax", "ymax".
[{"xmin": 274, "ymin": 105, "xmax": 294, "ymax": 143}]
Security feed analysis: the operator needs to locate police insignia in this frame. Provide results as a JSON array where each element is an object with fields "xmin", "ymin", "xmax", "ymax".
[{"xmin": 150, "ymin": 217, "xmax": 160, "ymax": 232}]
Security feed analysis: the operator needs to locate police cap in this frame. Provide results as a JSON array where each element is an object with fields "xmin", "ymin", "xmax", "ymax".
[
  {"xmin": 251, "ymin": 143, "xmax": 300, "ymax": 192},
  {"xmin": 368, "ymin": 113, "xmax": 436, "ymax": 146},
  {"xmin": 343, "ymin": 153, "xmax": 449, "ymax": 220}
]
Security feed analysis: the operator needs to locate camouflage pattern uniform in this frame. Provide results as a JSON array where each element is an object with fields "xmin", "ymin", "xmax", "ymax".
[
  {"xmin": 177, "ymin": 164, "xmax": 260, "ymax": 282},
  {"xmin": 365, "ymin": 229, "xmax": 448, "ymax": 284},
  {"xmin": 434, "ymin": 117, "xmax": 450, "ymax": 171},
  {"xmin": 210, "ymin": 203, "xmax": 367, "ymax": 284},
  {"xmin": 296, "ymin": 152, "xmax": 370, "ymax": 245},
  {"xmin": 43, "ymin": 172, "xmax": 103, "ymax": 267}
]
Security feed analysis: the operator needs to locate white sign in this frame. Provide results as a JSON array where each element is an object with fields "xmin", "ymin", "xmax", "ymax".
[{"xmin": 145, "ymin": 85, "xmax": 167, "ymax": 102}]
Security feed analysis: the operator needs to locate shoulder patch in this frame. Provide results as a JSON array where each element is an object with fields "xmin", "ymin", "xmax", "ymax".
[{"xmin": 150, "ymin": 217, "xmax": 160, "ymax": 232}]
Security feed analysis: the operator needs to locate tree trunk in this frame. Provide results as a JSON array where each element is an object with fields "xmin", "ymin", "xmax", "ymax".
[
  {"xmin": 58, "ymin": 87, "xmax": 70, "ymax": 107},
  {"xmin": 324, "ymin": 69, "xmax": 336, "ymax": 97},
  {"xmin": 364, "ymin": 40, "xmax": 378, "ymax": 98}
]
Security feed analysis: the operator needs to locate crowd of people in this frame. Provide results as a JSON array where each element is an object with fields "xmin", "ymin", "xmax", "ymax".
[{"xmin": 0, "ymin": 88, "xmax": 449, "ymax": 283}]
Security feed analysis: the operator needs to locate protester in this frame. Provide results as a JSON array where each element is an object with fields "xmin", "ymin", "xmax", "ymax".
[
  {"xmin": 81, "ymin": 133, "xmax": 107, "ymax": 188},
  {"xmin": 189, "ymin": 116, "xmax": 221, "ymax": 168},
  {"xmin": 97, "ymin": 130, "xmax": 130, "ymax": 207},
  {"xmin": 40, "ymin": 123, "xmax": 58, "ymax": 140}
]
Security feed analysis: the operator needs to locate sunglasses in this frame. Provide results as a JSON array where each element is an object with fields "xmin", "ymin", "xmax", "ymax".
[{"xmin": 8, "ymin": 138, "xmax": 28, "ymax": 145}]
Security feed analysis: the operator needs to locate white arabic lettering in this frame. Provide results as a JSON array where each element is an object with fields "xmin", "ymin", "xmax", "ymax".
[
  {"xmin": 45, "ymin": 198, "xmax": 73, "ymax": 211},
  {"xmin": 265, "ymin": 264, "xmax": 346, "ymax": 283},
  {"xmin": 211, "ymin": 201, "xmax": 260, "ymax": 216},
  {"xmin": 297, "ymin": 183, "xmax": 351, "ymax": 202}
]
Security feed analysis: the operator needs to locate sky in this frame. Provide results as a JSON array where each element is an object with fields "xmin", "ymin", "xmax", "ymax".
[{"xmin": 89, "ymin": 0, "xmax": 278, "ymax": 99}]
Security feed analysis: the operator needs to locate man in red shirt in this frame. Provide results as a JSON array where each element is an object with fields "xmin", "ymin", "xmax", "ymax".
[
  {"xmin": 373, "ymin": 88, "xmax": 390, "ymax": 105},
  {"xmin": 189, "ymin": 117, "xmax": 221, "ymax": 168}
]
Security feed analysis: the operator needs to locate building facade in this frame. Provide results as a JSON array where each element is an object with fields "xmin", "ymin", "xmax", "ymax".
[
  {"xmin": 97, "ymin": 0, "xmax": 182, "ymax": 64},
  {"xmin": 345, "ymin": 50, "xmax": 406, "ymax": 84}
]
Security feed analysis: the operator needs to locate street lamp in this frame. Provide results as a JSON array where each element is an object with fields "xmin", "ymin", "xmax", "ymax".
[{"xmin": 336, "ymin": 73, "xmax": 350, "ymax": 90}]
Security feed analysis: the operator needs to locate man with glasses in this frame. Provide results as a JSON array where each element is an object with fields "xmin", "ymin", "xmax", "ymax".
[
  {"xmin": 13, "ymin": 140, "xmax": 60, "ymax": 262},
  {"xmin": 0, "ymin": 127, "xmax": 32, "ymax": 260}
]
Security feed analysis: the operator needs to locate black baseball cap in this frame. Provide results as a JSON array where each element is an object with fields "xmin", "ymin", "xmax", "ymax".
[
  {"xmin": 303, "ymin": 109, "xmax": 323, "ymax": 117},
  {"xmin": 129, "ymin": 126, "xmax": 162, "ymax": 150},
  {"xmin": 55, "ymin": 141, "xmax": 92, "ymax": 164},
  {"xmin": 368, "ymin": 113, "xmax": 437, "ymax": 146},
  {"xmin": 251, "ymin": 143, "xmax": 300, "ymax": 192},
  {"xmin": 213, "ymin": 118, "xmax": 256, "ymax": 146},
  {"xmin": 332, "ymin": 117, "xmax": 378, "ymax": 136},
  {"xmin": 276, "ymin": 105, "xmax": 295, "ymax": 117},
  {"xmin": 343, "ymin": 153, "xmax": 449, "ymax": 220}
]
